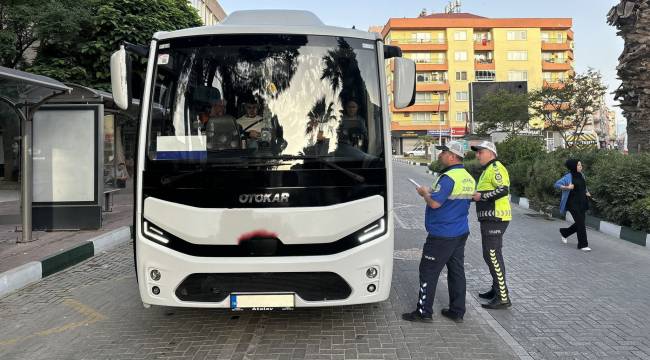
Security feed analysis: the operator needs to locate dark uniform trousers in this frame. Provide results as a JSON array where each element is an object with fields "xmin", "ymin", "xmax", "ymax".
[
  {"xmin": 417, "ymin": 232, "xmax": 469, "ymax": 317},
  {"xmin": 480, "ymin": 221, "xmax": 510, "ymax": 302}
]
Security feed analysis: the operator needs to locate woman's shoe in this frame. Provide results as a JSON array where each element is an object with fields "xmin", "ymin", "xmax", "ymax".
[
  {"xmin": 561, "ymin": 236, "xmax": 568, "ymax": 244},
  {"xmin": 580, "ymin": 247, "xmax": 591, "ymax": 252}
]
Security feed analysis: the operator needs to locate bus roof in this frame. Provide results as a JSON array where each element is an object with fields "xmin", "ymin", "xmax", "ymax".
[{"xmin": 153, "ymin": 10, "xmax": 380, "ymax": 41}]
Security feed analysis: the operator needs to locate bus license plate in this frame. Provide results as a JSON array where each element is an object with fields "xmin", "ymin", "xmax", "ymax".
[{"xmin": 230, "ymin": 294, "xmax": 294, "ymax": 311}]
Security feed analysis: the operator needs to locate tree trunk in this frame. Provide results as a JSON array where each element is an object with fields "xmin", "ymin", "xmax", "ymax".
[{"xmin": 609, "ymin": 0, "xmax": 650, "ymax": 153}]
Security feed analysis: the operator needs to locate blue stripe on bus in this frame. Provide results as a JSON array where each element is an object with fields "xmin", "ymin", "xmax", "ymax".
[{"xmin": 156, "ymin": 151, "xmax": 207, "ymax": 160}]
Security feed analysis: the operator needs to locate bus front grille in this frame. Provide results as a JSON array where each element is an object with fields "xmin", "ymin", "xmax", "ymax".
[{"xmin": 175, "ymin": 272, "xmax": 352, "ymax": 302}]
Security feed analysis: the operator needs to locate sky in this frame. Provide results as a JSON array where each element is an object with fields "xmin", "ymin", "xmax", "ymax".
[{"xmin": 218, "ymin": 0, "xmax": 626, "ymax": 134}]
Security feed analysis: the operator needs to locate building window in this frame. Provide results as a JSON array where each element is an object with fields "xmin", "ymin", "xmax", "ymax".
[
  {"xmin": 473, "ymin": 32, "xmax": 492, "ymax": 42},
  {"xmin": 507, "ymin": 30, "xmax": 528, "ymax": 41},
  {"xmin": 543, "ymin": 72, "xmax": 566, "ymax": 82},
  {"xmin": 455, "ymin": 71, "xmax": 468, "ymax": 81},
  {"xmin": 454, "ymin": 51, "xmax": 468, "ymax": 61},
  {"xmin": 475, "ymin": 71, "xmax": 496, "ymax": 82},
  {"xmin": 411, "ymin": 32, "xmax": 432, "ymax": 43},
  {"xmin": 416, "ymin": 72, "xmax": 447, "ymax": 83},
  {"xmin": 542, "ymin": 52, "xmax": 566, "ymax": 63},
  {"xmin": 415, "ymin": 92, "xmax": 434, "ymax": 104},
  {"xmin": 412, "ymin": 112, "xmax": 433, "ymax": 123},
  {"xmin": 408, "ymin": 52, "xmax": 432, "ymax": 63},
  {"xmin": 508, "ymin": 71, "xmax": 528, "ymax": 81},
  {"xmin": 456, "ymin": 112, "xmax": 468, "ymax": 122},
  {"xmin": 454, "ymin": 31, "xmax": 467, "ymax": 41},
  {"xmin": 542, "ymin": 32, "xmax": 564, "ymax": 43},
  {"xmin": 507, "ymin": 51, "xmax": 528, "ymax": 61},
  {"xmin": 456, "ymin": 91, "xmax": 469, "ymax": 101},
  {"xmin": 432, "ymin": 53, "xmax": 446, "ymax": 64}
]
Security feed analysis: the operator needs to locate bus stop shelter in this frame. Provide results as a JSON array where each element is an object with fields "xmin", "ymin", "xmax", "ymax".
[{"xmin": 0, "ymin": 66, "xmax": 71, "ymax": 242}]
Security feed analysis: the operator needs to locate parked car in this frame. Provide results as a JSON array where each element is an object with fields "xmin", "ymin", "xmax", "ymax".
[{"xmin": 404, "ymin": 146, "xmax": 425, "ymax": 157}]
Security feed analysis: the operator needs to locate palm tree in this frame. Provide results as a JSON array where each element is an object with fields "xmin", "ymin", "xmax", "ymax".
[
  {"xmin": 608, "ymin": 1, "xmax": 650, "ymax": 153},
  {"xmin": 306, "ymin": 97, "xmax": 336, "ymax": 140}
]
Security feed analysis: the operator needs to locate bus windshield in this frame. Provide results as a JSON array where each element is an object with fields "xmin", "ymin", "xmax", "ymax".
[{"xmin": 147, "ymin": 34, "xmax": 384, "ymax": 169}]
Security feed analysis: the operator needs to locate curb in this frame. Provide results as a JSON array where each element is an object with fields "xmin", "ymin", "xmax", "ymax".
[
  {"xmin": 510, "ymin": 196, "xmax": 649, "ymax": 248},
  {"xmin": 393, "ymin": 158, "xmax": 431, "ymax": 167},
  {"xmin": 0, "ymin": 226, "xmax": 132, "ymax": 299}
]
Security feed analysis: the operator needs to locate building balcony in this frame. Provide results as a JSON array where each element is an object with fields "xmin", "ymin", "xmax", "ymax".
[
  {"xmin": 393, "ymin": 40, "xmax": 448, "ymax": 52},
  {"xmin": 542, "ymin": 60, "xmax": 573, "ymax": 71},
  {"xmin": 567, "ymin": 29, "xmax": 574, "ymax": 40},
  {"xmin": 474, "ymin": 40, "xmax": 494, "ymax": 51},
  {"xmin": 391, "ymin": 61, "xmax": 447, "ymax": 72},
  {"xmin": 391, "ymin": 103, "xmax": 449, "ymax": 113},
  {"xmin": 416, "ymin": 82, "xmax": 450, "ymax": 92},
  {"xmin": 474, "ymin": 59, "xmax": 495, "ymax": 70},
  {"xmin": 541, "ymin": 40, "xmax": 571, "ymax": 51},
  {"xmin": 415, "ymin": 62, "xmax": 448, "ymax": 71},
  {"xmin": 543, "ymin": 80, "xmax": 566, "ymax": 89}
]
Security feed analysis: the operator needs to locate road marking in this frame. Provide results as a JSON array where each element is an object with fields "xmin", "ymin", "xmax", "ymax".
[
  {"xmin": 0, "ymin": 298, "xmax": 107, "ymax": 347},
  {"xmin": 393, "ymin": 212, "xmax": 408, "ymax": 230}
]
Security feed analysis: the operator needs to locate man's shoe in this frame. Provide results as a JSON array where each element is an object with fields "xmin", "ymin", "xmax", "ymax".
[
  {"xmin": 441, "ymin": 308, "xmax": 463, "ymax": 323},
  {"xmin": 478, "ymin": 288, "xmax": 495, "ymax": 299},
  {"xmin": 401, "ymin": 310, "xmax": 433, "ymax": 323},
  {"xmin": 481, "ymin": 297, "xmax": 511, "ymax": 310}
]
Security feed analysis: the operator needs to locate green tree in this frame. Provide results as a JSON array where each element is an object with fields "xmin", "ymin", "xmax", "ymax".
[
  {"xmin": 0, "ymin": 0, "xmax": 88, "ymax": 69},
  {"xmin": 7, "ymin": 0, "xmax": 201, "ymax": 89},
  {"xmin": 474, "ymin": 89, "xmax": 529, "ymax": 136},
  {"xmin": 529, "ymin": 69, "xmax": 607, "ymax": 148},
  {"xmin": 416, "ymin": 135, "xmax": 436, "ymax": 158}
]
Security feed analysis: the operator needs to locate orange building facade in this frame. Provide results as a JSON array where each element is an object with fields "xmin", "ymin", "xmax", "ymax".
[{"xmin": 381, "ymin": 13, "xmax": 574, "ymax": 154}]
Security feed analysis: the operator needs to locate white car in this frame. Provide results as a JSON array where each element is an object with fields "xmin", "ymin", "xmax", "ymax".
[{"xmin": 404, "ymin": 147, "xmax": 425, "ymax": 157}]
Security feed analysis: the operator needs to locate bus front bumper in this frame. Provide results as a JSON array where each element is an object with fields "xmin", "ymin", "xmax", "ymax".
[{"xmin": 135, "ymin": 232, "xmax": 393, "ymax": 308}]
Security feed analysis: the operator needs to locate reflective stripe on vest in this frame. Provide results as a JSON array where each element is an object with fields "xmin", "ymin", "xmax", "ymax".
[{"xmin": 477, "ymin": 161, "xmax": 512, "ymax": 221}]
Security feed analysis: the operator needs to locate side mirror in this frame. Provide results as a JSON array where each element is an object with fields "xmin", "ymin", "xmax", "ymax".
[
  {"xmin": 110, "ymin": 46, "xmax": 131, "ymax": 110},
  {"xmin": 393, "ymin": 58, "xmax": 416, "ymax": 109}
]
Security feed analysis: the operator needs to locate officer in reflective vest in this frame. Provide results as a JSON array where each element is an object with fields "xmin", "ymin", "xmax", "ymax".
[
  {"xmin": 471, "ymin": 141, "xmax": 512, "ymax": 309},
  {"xmin": 402, "ymin": 141, "xmax": 476, "ymax": 323}
]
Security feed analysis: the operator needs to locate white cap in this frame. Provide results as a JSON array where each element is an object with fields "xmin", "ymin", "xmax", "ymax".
[
  {"xmin": 471, "ymin": 140, "xmax": 497, "ymax": 156},
  {"xmin": 436, "ymin": 141, "xmax": 465, "ymax": 158}
]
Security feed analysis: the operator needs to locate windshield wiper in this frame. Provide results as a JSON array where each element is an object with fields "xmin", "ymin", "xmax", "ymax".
[
  {"xmin": 254, "ymin": 155, "xmax": 366, "ymax": 183},
  {"xmin": 159, "ymin": 158, "xmax": 284, "ymax": 186}
]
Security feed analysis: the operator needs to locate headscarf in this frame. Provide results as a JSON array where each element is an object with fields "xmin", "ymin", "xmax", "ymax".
[{"xmin": 565, "ymin": 159, "xmax": 580, "ymax": 175}]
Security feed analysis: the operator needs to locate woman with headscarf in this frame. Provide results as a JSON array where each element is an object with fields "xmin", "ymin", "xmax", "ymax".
[{"xmin": 554, "ymin": 159, "xmax": 592, "ymax": 251}]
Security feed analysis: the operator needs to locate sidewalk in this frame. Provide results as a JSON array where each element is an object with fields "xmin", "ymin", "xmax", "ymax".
[{"xmin": 0, "ymin": 181, "xmax": 133, "ymax": 274}]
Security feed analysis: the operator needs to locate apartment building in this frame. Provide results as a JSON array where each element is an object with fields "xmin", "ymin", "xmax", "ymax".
[
  {"xmin": 381, "ymin": 12, "xmax": 574, "ymax": 154},
  {"xmin": 188, "ymin": 0, "xmax": 226, "ymax": 26}
]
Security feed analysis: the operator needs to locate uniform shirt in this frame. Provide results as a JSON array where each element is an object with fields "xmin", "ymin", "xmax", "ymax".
[
  {"xmin": 475, "ymin": 159, "xmax": 512, "ymax": 222},
  {"xmin": 237, "ymin": 115, "xmax": 264, "ymax": 133},
  {"xmin": 425, "ymin": 164, "xmax": 472, "ymax": 238}
]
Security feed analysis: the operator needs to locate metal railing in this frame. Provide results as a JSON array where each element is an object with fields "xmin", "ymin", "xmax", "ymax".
[
  {"xmin": 541, "ymin": 37, "xmax": 567, "ymax": 44},
  {"xmin": 416, "ymin": 79, "xmax": 448, "ymax": 84},
  {"xmin": 474, "ymin": 59, "xmax": 494, "ymax": 64},
  {"xmin": 542, "ymin": 58, "xmax": 568, "ymax": 64},
  {"xmin": 413, "ymin": 59, "xmax": 447, "ymax": 64},
  {"xmin": 395, "ymin": 38, "xmax": 446, "ymax": 44}
]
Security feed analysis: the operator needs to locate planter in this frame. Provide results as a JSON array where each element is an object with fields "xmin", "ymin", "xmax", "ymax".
[{"xmin": 620, "ymin": 226, "xmax": 648, "ymax": 246}]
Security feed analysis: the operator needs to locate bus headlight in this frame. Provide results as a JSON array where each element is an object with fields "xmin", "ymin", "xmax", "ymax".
[
  {"xmin": 358, "ymin": 218, "xmax": 386, "ymax": 243},
  {"xmin": 143, "ymin": 221, "xmax": 170, "ymax": 244}
]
